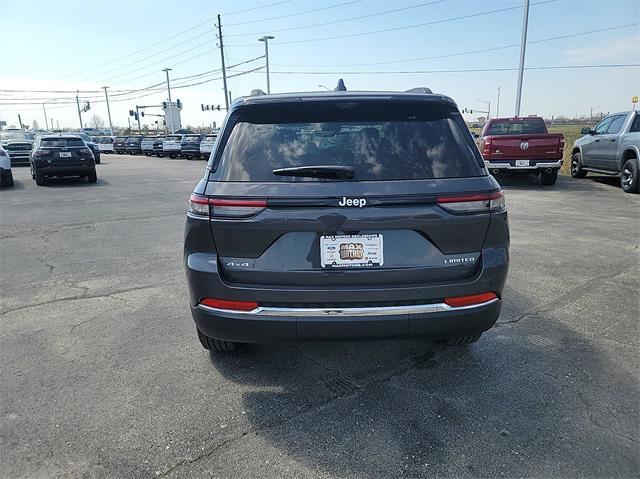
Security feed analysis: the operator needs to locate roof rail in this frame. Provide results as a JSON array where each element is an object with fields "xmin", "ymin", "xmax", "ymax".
[
  {"xmin": 249, "ymin": 89, "xmax": 266, "ymax": 96},
  {"xmin": 334, "ymin": 79, "xmax": 347, "ymax": 91},
  {"xmin": 405, "ymin": 87, "xmax": 433, "ymax": 94}
]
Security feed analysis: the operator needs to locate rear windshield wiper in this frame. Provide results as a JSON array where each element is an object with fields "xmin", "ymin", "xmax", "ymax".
[{"xmin": 272, "ymin": 165, "xmax": 355, "ymax": 179}]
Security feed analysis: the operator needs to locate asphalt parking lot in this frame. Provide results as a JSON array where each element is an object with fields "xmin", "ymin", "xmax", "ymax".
[{"xmin": 1, "ymin": 155, "xmax": 638, "ymax": 478}]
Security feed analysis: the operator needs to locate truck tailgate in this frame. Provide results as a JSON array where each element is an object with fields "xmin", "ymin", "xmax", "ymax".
[{"xmin": 484, "ymin": 134, "xmax": 563, "ymax": 160}]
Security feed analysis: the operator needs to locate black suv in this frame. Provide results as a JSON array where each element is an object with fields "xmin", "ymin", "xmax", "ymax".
[
  {"xmin": 181, "ymin": 134, "xmax": 203, "ymax": 159},
  {"xmin": 184, "ymin": 86, "xmax": 509, "ymax": 352},
  {"xmin": 30, "ymin": 135, "xmax": 97, "ymax": 185},
  {"xmin": 114, "ymin": 136, "xmax": 128, "ymax": 154},
  {"xmin": 125, "ymin": 136, "xmax": 144, "ymax": 155}
]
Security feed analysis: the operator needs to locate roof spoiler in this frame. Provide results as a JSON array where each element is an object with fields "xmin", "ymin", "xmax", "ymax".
[{"xmin": 405, "ymin": 87, "xmax": 433, "ymax": 94}]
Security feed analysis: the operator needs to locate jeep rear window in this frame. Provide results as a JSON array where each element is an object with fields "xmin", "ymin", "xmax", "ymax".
[
  {"xmin": 485, "ymin": 118, "xmax": 546, "ymax": 135},
  {"xmin": 184, "ymin": 136, "xmax": 201, "ymax": 141},
  {"xmin": 213, "ymin": 101, "xmax": 483, "ymax": 182},
  {"xmin": 41, "ymin": 138, "xmax": 85, "ymax": 147}
]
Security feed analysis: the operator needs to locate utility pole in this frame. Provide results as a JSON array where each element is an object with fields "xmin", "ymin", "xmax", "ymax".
[
  {"xmin": 18, "ymin": 114, "xmax": 24, "ymax": 130},
  {"xmin": 258, "ymin": 35, "xmax": 275, "ymax": 94},
  {"xmin": 135, "ymin": 105, "xmax": 142, "ymax": 133},
  {"xmin": 42, "ymin": 103, "xmax": 49, "ymax": 130},
  {"xmin": 76, "ymin": 90, "xmax": 83, "ymax": 128},
  {"xmin": 102, "ymin": 86, "xmax": 114, "ymax": 135},
  {"xmin": 514, "ymin": 0, "xmax": 530, "ymax": 117},
  {"xmin": 162, "ymin": 68, "xmax": 174, "ymax": 134},
  {"xmin": 228, "ymin": 90, "xmax": 232, "ymax": 106},
  {"xmin": 217, "ymin": 15, "xmax": 229, "ymax": 110},
  {"xmin": 496, "ymin": 86, "xmax": 501, "ymax": 117}
]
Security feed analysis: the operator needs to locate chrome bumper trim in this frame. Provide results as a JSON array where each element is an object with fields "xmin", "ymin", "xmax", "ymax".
[
  {"xmin": 485, "ymin": 160, "xmax": 562, "ymax": 170},
  {"xmin": 197, "ymin": 298, "xmax": 499, "ymax": 317}
]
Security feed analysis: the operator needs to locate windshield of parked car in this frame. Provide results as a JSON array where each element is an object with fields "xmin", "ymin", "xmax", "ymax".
[
  {"xmin": 485, "ymin": 118, "xmax": 546, "ymax": 135},
  {"xmin": 215, "ymin": 101, "xmax": 483, "ymax": 182},
  {"xmin": 41, "ymin": 138, "xmax": 85, "ymax": 147}
]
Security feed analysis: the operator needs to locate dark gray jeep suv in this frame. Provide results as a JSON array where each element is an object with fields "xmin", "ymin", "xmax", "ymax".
[{"xmin": 184, "ymin": 86, "xmax": 509, "ymax": 352}]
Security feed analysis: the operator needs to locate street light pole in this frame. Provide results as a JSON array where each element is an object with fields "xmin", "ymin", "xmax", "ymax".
[
  {"xmin": 514, "ymin": 0, "xmax": 530, "ymax": 117},
  {"xmin": 42, "ymin": 103, "xmax": 49, "ymax": 131},
  {"xmin": 496, "ymin": 86, "xmax": 501, "ymax": 117},
  {"xmin": 162, "ymin": 68, "xmax": 174, "ymax": 134},
  {"xmin": 76, "ymin": 90, "xmax": 83, "ymax": 129},
  {"xmin": 258, "ymin": 35, "xmax": 274, "ymax": 94},
  {"xmin": 102, "ymin": 86, "xmax": 114, "ymax": 135}
]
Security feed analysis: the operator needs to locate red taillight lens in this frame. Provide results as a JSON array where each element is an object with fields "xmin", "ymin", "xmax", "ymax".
[
  {"xmin": 482, "ymin": 137, "xmax": 492, "ymax": 156},
  {"xmin": 200, "ymin": 298, "xmax": 259, "ymax": 311},
  {"xmin": 445, "ymin": 292, "xmax": 497, "ymax": 308},
  {"xmin": 437, "ymin": 190, "xmax": 505, "ymax": 214},
  {"xmin": 189, "ymin": 195, "xmax": 267, "ymax": 218}
]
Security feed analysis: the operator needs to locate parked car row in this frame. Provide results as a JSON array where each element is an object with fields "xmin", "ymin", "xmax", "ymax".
[{"xmin": 95, "ymin": 133, "xmax": 218, "ymax": 160}]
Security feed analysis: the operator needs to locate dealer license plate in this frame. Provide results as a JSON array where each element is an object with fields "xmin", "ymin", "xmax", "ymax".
[
  {"xmin": 320, "ymin": 234, "xmax": 383, "ymax": 269},
  {"xmin": 515, "ymin": 159, "xmax": 529, "ymax": 167}
]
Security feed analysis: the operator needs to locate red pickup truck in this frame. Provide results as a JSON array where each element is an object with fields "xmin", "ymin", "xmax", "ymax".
[{"xmin": 478, "ymin": 116, "xmax": 565, "ymax": 185}]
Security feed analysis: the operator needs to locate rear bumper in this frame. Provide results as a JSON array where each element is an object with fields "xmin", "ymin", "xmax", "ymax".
[
  {"xmin": 37, "ymin": 164, "xmax": 95, "ymax": 177},
  {"xmin": 192, "ymin": 298, "xmax": 501, "ymax": 343},
  {"xmin": 484, "ymin": 159, "xmax": 562, "ymax": 171}
]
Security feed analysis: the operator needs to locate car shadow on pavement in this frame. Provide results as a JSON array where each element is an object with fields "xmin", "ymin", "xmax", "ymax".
[
  {"xmin": 206, "ymin": 289, "xmax": 638, "ymax": 478},
  {"xmin": 0, "ymin": 179, "xmax": 27, "ymax": 191},
  {"xmin": 495, "ymin": 173, "xmax": 621, "ymax": 192},
  {"xmin": 39, "ymin": 177, "xmax": 111, "ymax": 188}
]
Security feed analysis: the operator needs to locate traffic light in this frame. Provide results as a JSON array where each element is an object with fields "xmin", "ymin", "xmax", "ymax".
[
  {"xmin": 86, "ymin": 101, "xmax": 90, "ymax": 110},
  {"xmin": 140, "ymin": 111, "xmax": 145, "ymax": 117},
  {"xmin": 129, "ymin": 110, "xmax": 135, "ymax": 116},
  {"xmin": 176, "ymin": 99, "xmax": 182, "ymax": 109},
  {"xmin": 162, "ymin": 102, "xmax": 167, "ymax": 109}
]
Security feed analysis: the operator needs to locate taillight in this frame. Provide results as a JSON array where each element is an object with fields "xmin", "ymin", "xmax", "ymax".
[
  {"xmin": 34, "ymin": 150, "xmax": 49, "ymax": 158},
  {"xmin": 445, "ymin": 292, "xmax": 498, "ymax": 308},
  {"xmin": 0, "ymin": 150, "xmax": 6, "ymax": 157},
  {"xmin": 482, "ymin": 137, "xmax": 492, "ymax": 156},
  {"xmin": 189, "ymin": 194, "xmax": 267, "ymax": 218},
  {"xmin": 559, "ymin": 137, "xmax": 565, "ymax": 153},
  {"xmin": 199, "ymin": 298, "xmax": 259, "ymax": 311},
  {"xmin": 437, "ymin": 190, "xmax": 505, "ymax": 214},
  {"xmin": 79, "ymin": 148, "xmax": 92, "ymax": 155}
]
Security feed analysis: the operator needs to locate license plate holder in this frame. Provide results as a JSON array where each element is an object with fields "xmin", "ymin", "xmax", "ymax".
[
  {"xmin": 320, "ymin": 234, "xmax": 383, "ymax": 269},
  {"xmin": 515, "ymin": 159, "xmax": 530, "ymax": 167}
]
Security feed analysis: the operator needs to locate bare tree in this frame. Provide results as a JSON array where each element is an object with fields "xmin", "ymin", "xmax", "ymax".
[{"xmin": 90, "ymin": 115, "xmax": 105, "ymax": 129}]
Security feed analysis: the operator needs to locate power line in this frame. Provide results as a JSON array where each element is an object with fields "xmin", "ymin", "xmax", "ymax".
[
  {"xmin": 226, "ymin": 0, "xmax": 556, "ymax": 46},
  {"xmin": 52, "ymin": 0, "xmax": 291, "ymax": 81},
  {"xmin": 74, "ymin": 30, "xmax": 214, "ymax": 83},
  {"xmin": 272, "ymin": 23, "xmax": 640, "ymax": 67},
  {"xmin": 225, "ymin": 0, "xmax": 445, "ymax": 37},
  {"xmin": 264, "ymin": 64, "xmax": 640, "ymax": 75},
  {"xmin": 225, "ymin": 0, "xmax": 360, "ymax": 27}
]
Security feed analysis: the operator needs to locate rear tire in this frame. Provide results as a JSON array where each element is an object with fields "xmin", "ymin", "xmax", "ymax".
[
  {"xmin": 621, "ymin": 158, "xmax": 639, "ymax": 193},
  {"xmin": 571, "ymin": 152, "xmax": 587, "ymax": 178},
  {"xmin": 540, "ymin": 169, "xmax": 558, "ymax": 186},
  {"xmin": 197, "ymin": 329, "xmax": 237, "ymax": 352},
  {"xmin": 87, "ymin": 170, "xmax": 97, "ymax": 183},
  {"xmin": 35, "ymin": 172, "xmax": 46, "ymax": 186},
  {"xmin": 441, "ymin": 333, "xmax": 482, "ymax": 346},
  {"xmin": 1, "ymin": 172, "xmax": 14, "ymax": 187}
]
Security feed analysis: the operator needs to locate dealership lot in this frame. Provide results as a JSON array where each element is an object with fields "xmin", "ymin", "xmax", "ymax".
[{"xmin": 1, "ymin": 155, "xmax": 638, "ymax": 478}]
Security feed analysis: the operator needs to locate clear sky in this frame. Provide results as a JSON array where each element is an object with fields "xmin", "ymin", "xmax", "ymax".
[{"xmin": 1, "ymin": 0, "xmax": 638, "ymax": 130}]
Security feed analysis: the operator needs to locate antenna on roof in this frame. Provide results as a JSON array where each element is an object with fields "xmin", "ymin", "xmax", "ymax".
[
  {"xmin": 334, "ymin": 79, "xmax": 347, "ymax": 91},
  {"xmin": 405, "ymin": 87, "xmax": 433, "ymax": 94},
  {"xmin": 250, "ymin": 89, "xmax": 266, "ymax": 96}
]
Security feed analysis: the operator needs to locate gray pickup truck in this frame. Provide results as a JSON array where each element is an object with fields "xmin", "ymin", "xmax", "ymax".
[{"xmin": 571, "ymin": 111, "xmax": 640, "ymax": 193}]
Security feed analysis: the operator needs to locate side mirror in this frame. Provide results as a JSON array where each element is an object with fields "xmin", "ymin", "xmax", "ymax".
[{"xmin": 581, "ymin": 127, "xmax": 593, "ymax": 135}]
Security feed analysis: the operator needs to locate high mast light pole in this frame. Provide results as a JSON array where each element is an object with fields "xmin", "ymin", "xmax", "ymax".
[
  {"xmin": 514, "ymin": 0, "xmax": 530, "ymax": 117},
  {"xmin": 258, "ymin": 35, "xmax": 275, "ymax": 94}
]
